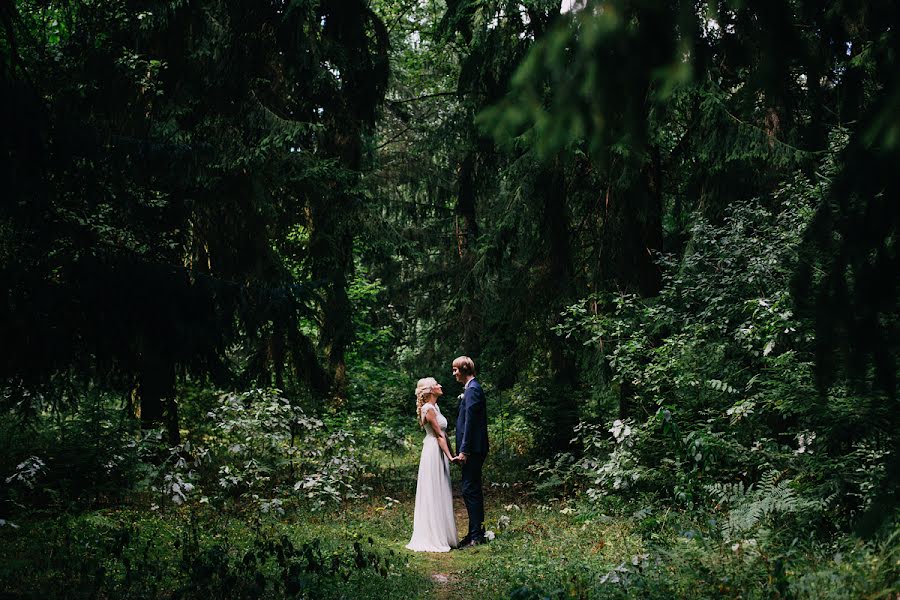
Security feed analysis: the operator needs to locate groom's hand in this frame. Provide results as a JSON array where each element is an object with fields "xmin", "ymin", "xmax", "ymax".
[{"xmin": 457, "ymin": 452, "xmax": 467, "ymax": 464}]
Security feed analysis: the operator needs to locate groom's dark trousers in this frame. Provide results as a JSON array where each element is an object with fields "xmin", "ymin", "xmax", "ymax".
[
  {"xmin": 456, "ymin": 378, "xmax": 489, "ymax": 540},
  {"xmin": 461, "ymin": 452, "xmax": 485, "ymax": 539}
]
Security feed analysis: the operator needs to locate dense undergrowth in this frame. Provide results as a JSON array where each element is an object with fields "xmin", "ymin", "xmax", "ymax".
[{"xmin": 1, "ymin": 401, "xmax": 897, "ymax": 599}]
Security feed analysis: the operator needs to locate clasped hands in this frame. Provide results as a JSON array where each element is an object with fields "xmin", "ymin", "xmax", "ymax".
[{"xmin": 450, "ymin": 452, "xmax": 467, "ymax": 465}]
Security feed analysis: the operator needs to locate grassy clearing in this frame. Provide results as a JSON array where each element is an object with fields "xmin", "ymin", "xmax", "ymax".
[
  {"xmin": 1, "ymin": 443, "xmax": 896, "ymax": 599},
  {"xmin": 302, "ymin": 485, "xmax": 897, "ymax": 599}
]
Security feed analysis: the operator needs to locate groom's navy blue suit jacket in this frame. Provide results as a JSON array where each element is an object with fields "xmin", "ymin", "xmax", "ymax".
[{"xmin": 455, "ymin": 379, "xmax": 488, "ymax": 456}]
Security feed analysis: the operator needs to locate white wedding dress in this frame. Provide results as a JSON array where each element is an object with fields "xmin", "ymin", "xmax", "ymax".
[{"xmin": 405, "ymin": 402, "xmax": 458, "ymax": 552}]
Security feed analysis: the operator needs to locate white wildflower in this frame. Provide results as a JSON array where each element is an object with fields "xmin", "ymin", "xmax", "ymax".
[
  {"xmin": 795, "ymin": 431, "xmax": 816, "ymax": 454},
  {"xmin": 609, "ymin": 420, "xmax": 632, "ymax": 443}
]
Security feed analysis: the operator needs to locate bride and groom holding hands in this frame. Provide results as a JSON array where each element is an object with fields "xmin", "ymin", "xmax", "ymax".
[{"xmin": 405, "ymin": 356, "xmax": 488, "ymax": 553}]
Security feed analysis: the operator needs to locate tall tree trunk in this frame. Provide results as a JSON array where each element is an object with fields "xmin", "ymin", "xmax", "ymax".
[
  {"xmin": 599, "ymin": 151, "xmax": 663, "ymax": 418},
  {"xmin": 600, "ymin": 156, "xmax": 663, "ymax": 297},
  {"xmin": 539, "ymin": 160, "xmax": 579, "ymax": 451},
  {"xmin": 310, "ymin": 203, "xmax": 353, "ymax": 401},
  {"xmin": 312, "ymin": 3, "xmax": 388, "ymax": 402},
  {"xmin": 139, "ymin": 351, "xmax": 180, "ymax": 446},
  {"xmin": 455, "ymin": 150, "xmax": 481, "ymax": 356},
  {"xmin": 640, "ymin": 146, "xmax": 664, "ymax": 296}
]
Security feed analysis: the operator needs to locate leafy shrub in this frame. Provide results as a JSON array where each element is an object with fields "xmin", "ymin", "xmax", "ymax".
[
  {"xmin": 492, "ymin": 386, "xmax": 541, "ymax": 457},
  {"xmin": 0, "ymin": 510, "xmax": 412, "ymax": 600},
  {"xmin": 549, "ymin": 177, "xmax": 890, "ymax": 530},
  {"xmin": 141, "ymin": 434, "xmax": 209, "ymax": 507},
  {"xmin": 705, "ymin": 470, "xmax": 826, "ymax": 543},
  {"xmin": 1, "ymin": 392, "xmax": 147, "ymax": 510},
  {"xmin": 204, "ymin": 388, "xmax": 370, "ymax": 509}
]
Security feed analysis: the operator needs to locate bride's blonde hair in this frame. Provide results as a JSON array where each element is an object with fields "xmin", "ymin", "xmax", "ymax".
[{"xmin": 415, "ymin": 377, "xmax": 437, "ymax": 426}]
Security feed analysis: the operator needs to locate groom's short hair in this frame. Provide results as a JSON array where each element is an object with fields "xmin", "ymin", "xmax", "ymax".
[{"xmin": 453, "ymin": 356, "xmax": 475, "ymax": 376}]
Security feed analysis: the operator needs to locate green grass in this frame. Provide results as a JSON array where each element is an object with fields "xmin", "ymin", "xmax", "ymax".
[{"xmin": 1, "ymin": 446, "xmax": 897, "ymax": 599}]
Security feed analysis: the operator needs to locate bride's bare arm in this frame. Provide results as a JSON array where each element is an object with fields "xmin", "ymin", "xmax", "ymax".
[{"xmin": 424, "ymin": 408, "xmax": 454, "ymax": 461}]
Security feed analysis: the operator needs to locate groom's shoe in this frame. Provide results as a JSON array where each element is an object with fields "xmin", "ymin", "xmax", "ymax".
[
  {"xmin": 457, "ymin": 534, "xmax": 472, "ymax": 548},
  {"xmin": 459, "ymin": 535, "xmax": 485, "ymax": 549}
]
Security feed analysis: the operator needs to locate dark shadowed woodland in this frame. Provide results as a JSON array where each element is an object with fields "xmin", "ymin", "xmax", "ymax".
[{"xmin": 1, "ymin": 0, "xmax": 898, "ymax": 598}]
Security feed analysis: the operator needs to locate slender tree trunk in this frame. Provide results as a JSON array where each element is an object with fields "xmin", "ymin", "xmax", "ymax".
[
  {"xmin": 310, "ymin": 196, "xmax": 354, "ymax": 401},
  {"xmin": 599, "ymin": 150, "xmax": 662, "ymax": 418},
  {"xmin": 311, "ymin": 3, "xmax": 387, "ymax": 402},
  {"xmin": 539, "ymin": 160, "xmax": 579, "ymax": 451},
  {"xmin": 641, "ymin": 146, "xmax": 664, "ymax": 296},
  {"xmin": 313, "ymin": 107, "xmax": 358, "ymax": 400},
  {"xmin": 139, "ymin": 351, "xmax": 180, "ymax": 446},
  {"xmin": 600, "ymin": 155, "xmax": 663, "ymax": 297},
  {"xmin": 313, "ymin": 109, "xmax": 357, "ymax": 401},
  {"xmin": 455, "ymin": 150, "xmax": 481, "ymax": 355}
]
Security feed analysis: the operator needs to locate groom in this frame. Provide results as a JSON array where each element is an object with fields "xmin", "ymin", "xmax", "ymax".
[{"xmin": 452, "ymin": 355, "xmax": 488, "ymax": 547}]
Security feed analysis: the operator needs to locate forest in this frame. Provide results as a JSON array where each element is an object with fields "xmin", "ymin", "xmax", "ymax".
[{"xmin": 1, "ymin": 0, "xmax": 898, "ymax": 598}]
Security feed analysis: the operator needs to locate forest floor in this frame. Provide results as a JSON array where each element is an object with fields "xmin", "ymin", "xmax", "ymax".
[
  {"xmin": 416, "ymin": 497, "xmax": 468, "ymax": 598},
  {"xmin": 274, "ymin": 449, "xmax": 897, "ymax": 599},
  {"xmin": 0, "ymin": 449, "xmax": 894, "ymax": 599},
  {"xmin": 323, "ymin": 450, "xmax": 651, "ymax": 599}
]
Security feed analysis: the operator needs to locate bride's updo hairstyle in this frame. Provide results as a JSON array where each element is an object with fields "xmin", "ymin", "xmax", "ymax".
[{"xmin": 415, "ymin": 377, "xmax": 437, "ymax": 426}]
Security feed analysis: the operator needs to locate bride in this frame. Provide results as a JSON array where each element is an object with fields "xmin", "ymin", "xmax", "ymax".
[{"xmin": 405, "ymin": 377, "xmax": 458, "ymax": 552}]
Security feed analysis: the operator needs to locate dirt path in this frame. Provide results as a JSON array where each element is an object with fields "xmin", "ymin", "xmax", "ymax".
[{"xmin": 420, "ymin": 495, "xmax": 469, "ymax": 600}]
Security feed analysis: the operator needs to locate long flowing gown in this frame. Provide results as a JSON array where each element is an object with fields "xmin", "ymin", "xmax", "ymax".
[{"xmin": 405, "ymin": 402, "xmax": 458, "ymax": 552}]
